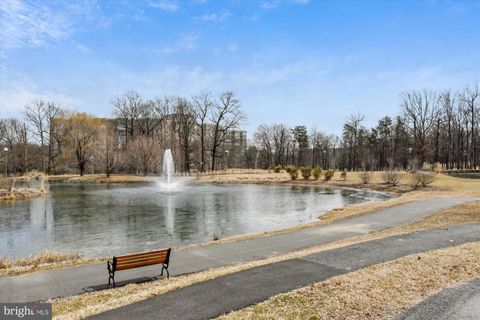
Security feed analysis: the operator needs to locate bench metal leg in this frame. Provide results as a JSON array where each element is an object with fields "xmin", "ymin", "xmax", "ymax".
[
  {"xmin": 160, "ymin": 264, "xmax": 169, "ymax": 279},
  {"xmin": 107, "ymin": 261, "xmax": 116, "ymax": 287},
  {"xmin": 108, "ymin": 273, "xmax": 115, "ymax": 287}
]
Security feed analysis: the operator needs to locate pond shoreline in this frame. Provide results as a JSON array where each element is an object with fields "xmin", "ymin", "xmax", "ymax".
[
  {"xmin": 0, "ymin": 181, "xmax": 391, "ymax": 263},
  {"xmin": 2, "ymin": 171, "xmax": 477, "ymax": 276}
]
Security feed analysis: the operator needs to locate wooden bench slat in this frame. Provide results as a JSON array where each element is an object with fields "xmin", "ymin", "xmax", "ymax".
[
  {"xmin": 116, "ymin": 252, "xmax": 168, "ymax": 262},
  {"xmin": 116, "ymin": 254, "xmax": 168, "ymax": 266},
  {"xmin": 116, "ymin": 249, "xmax": 169, "ymax": 260},
  {"xmin": 115, "ymin": 258, "xmax": 168, "ymax": 270}
]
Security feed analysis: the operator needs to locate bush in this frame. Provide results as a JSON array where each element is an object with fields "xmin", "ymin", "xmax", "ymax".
[
  {"xmin": 359, "ymin": 171, "xmax": 372, "ymax": 184},
  {"xmin": 289, "ymin": 169, "xmax": 299, "ymax": 180},
  {"xmin": 410, "ymin": 172, "xmax": 436, "ymax": 189},
  {"xmin": 273, "ymin": 165, "xmax": 282, "ymax": 173},
  {"xmin": 340, "ymin": 170, "xmax": 347, "ymax": 181},
  {"xmin": 285, "ymin": 166, "xmax": 296, "ymax": 174},
  {"xmin": 313, "ymin": 167, "xmax": 323, "ymax": 180},
  {"xmin": 381, "ymin": 169, "xmax": 404, "ymax": 186},
  {"xmin": 301, "ymin": 167, "xmax": 312, "ymax": 180},
  {"xmin": 324, "ymin": 169, "xmax": 335, "ymax": 181}
]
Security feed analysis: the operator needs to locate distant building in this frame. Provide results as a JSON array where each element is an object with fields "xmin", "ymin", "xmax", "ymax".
[{"xmin": 111, "ymin": 116, "xmax": 247, "ymax": 171}]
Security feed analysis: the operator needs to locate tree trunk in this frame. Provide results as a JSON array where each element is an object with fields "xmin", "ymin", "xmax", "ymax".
[
  {"xmin": 200, "ymin": 123, "xmax": 205, "ymax": 172},
  {"xmin": 211, "ymin": 144, "xmax": 217, "ymax": 171},
  {"xmin": 79, "ymin": 163, "xmax": 85, "ymax": 176}
]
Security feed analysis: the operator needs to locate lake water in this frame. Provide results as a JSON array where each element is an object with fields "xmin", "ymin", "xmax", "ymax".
[{"xmin": 0, "ymin": 182, "xmax": 390, "ymax": 258}]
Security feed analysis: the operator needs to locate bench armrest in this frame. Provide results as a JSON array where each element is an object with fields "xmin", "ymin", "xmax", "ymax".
[{"xmin": 107, "ymin": 260, "xmax": 113, "ymax": 272}]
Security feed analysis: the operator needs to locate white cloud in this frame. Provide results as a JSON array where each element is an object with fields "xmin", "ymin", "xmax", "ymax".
[
  {"xmin": 0, "ymin": 0, "xmax": 72, "ymax": 49},
  {"xmin": 104, "ymin": 65, "xmax": 223, "ymax": 99},
  {"xmin": 155, "ymin": 32, "xmax": 200, "ymax": 54},
  {"xmin": 0, "ymin": 66, "xmax": 79, "ymax": 117},
  {"xmin": 243, "ymin": 14, "xmax": 259, "ymax": 22},
  {"xmin": 260, "ymin": 0, "xmax": 309, "ymax": 10},
  {"xmin": 260, "ymin": 1, "xmax": 279, "ymax": 10},
  {"xmin": 231, "ymin": 61, "xmax": 315, "ymax": 86},
  {"xmin": 227, "ymin": 42, "xmax": 239, "ymax": 52},
  {"xmin": 291, "ymin": 0, "xmax": 309, "ymax": 4},
  {"xmin": 72, "ymin": 41, "xmax": 92, "ymax": 53},
  {"xmin": 197, "ymin": 11, "xmax": 231, "ymax": 22},
  {"xmin": 147, "ymin": 0, "xmax": 178, "ymax": 11}
]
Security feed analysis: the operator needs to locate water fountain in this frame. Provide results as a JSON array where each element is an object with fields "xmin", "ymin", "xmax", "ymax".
[
  {"xmin": 163, "ymin": 149, "xmax": 175, "ymax": 187},
  {"xmin": 157, "ymin": 149, "xmax": 184, "ymax": 192}
]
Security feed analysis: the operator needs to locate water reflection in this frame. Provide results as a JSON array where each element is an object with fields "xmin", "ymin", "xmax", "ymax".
[{"xmin": 0, "ymin": 183, "xmax": 390, "ymax": 258}]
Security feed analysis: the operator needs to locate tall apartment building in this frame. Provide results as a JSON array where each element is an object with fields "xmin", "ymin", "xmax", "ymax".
[{"xmin": 112, "ymin": 116, "xmax": 247, "ymax": 171}]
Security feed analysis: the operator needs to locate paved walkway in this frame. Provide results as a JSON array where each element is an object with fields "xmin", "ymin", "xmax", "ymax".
[
  {"xmin": 90, "ymin": 223, "xmax": 480, "ymax": 320},
  {"xmin": 0, "ymin": 196, "xmax": 476, "ymax": 303},
  {"xmin": 398, "ymin": 278, "xmax": 480, "ymax": 320}
]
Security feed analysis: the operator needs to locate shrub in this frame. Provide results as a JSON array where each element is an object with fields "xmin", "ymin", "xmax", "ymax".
[
  {"xmin": 313, "ymin": 167, "xmax": 323, "ymax": 180},
  {"xmin": 359, "ymin": 171, "xmax": 372, "ymax": 184},
  {"xmin": 301, "ymin": 167, "xmax": 312, "ymax": 180},
  {"xmin": 410, "ymin": 172, "xmax": 436, "ymax": 189},
  {"xmin": 381, "ymin": 169, "xmax": 404, "ymax": 186},
  {"xmin": 289, "ymin": 169, "xmax": 299, "ymax": 180},
  {"xmin": 273, "ymin": 165, "xmax": 282, "ymax": 173},
  {"xmin": 340, "ymin": 170, "xmax": 347, "ymax": 181},
  {"xmin": 285, "ymin": 166, "xmax": 296, "ymax": 174},
  {"xmin": 324, "ymin": 169, "xmax": 335, "ymax": 181}
]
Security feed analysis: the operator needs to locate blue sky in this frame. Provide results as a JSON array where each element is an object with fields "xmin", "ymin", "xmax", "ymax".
[{"xmin": 0, "ymin": 0, "xmax": 479, "ymax": 135}]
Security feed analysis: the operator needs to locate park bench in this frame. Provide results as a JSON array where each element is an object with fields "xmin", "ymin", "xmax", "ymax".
[{"xmin": 107, "ymin": 248, "xmax": 171, "ymax": 287}]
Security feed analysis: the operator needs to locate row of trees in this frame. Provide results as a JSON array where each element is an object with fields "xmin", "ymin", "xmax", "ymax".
[
  {"xmin": 0, "ymin": 91, "xmax": 247, "ymax": 176},
  {"xmin": 111, "ymin": 90, "xmax": 246, "ymax": 172},
  {"xmin": 1, "ymin": 83, "xmax": 478, "ymax": 176},
  {"xmin": 253, "ymin": 83, "xmax": 479, "ymax": 171}
]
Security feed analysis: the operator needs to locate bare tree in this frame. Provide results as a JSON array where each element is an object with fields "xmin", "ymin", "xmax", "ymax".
[
  {"xmin": 459, "ymin": 83, "xmax": 479, "ymax": 168},
  {"xmin": 400, "ymin": 90, "xmax": 440, "ymax": 165},
  {"xmin": 192, "ymin": 91, "xmax": 214, "ymax": 172},
  {"xmin": 253, "ymin": 124, "xmax": 273, "ymax": 168},
  {"xmin": 127, "ymin": 135, "xmax": 161, "ymax": 175},
  {"xmin": 439, "ymin": 90, "xmax": 456, "ymax": 169},
  {"xmin": 173, "ymin": 97, "xmax": 196, "ymax": 172},
  {"xmin": 209, "ymin": 92, "xmax": 247, "ymax": 171},
  {"xmin": 0, "ymin": 118, "xmax": 36, "ymax": 174},
  {"xmin": 343, "ymin": 114, "xmax": 365, "ymax": 170},
  {"xmin": 64, "ymin": 113, "xmax": 102, "ymax": 176},
  {"xmin": 112, "ymin": 90, "xmax": 142, "ymax": 146},
  {"xmin": 272, "ymin": 124, "xmax": 291, "ymax": 166},
  {"xmin": 95, "ymin": 125, "xmax": 119, "ymax": 177},
  {"xmin": 24, "ymin": 100, "xmax": 61, "ymax": 174},
  {"xmin": 25, "ymin": 100, "xmax": 48, "ymax": 172}
]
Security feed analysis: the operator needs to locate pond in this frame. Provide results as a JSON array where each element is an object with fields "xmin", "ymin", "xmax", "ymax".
[{"xmin": 0, "ymin": 182, "xmax": 390, "ymax": 258}]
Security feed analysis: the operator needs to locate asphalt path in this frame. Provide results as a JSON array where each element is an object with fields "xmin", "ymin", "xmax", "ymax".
[
  {"xmin": 397, "ymin": 278, "xmax": 480, "ymax": 320},
  {"xmin": 89, "ymin": 223, "xmax": 480, "ymax": 320}
]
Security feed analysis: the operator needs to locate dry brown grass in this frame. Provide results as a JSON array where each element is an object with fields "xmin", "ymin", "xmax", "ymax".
[
  {"xmin": 0, "ymin": 251, "xmax": 87, "ymax": 277},
  {"xmin": 196, "ymin": 170, "xmax": 480, "ymax": 195},
  {"xmin": 49, "ymin": 201, "xmax": 479, "ymax": 319},
  {"xmin": 217, "ymin": 241, "xmax": 480, "ymax": 320},
  {"xmin": 67, "ymin": 174, "xmax": 147, "ymax": 184},
  {"xmin": 0, "ymin": 188, "xmax": 46, "ymax": 201}
]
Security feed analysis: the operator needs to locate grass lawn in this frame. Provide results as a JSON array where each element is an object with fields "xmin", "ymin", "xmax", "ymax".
[{"xmin": 218, "ymin": 241, "xmax": 480, "ymax": 320}]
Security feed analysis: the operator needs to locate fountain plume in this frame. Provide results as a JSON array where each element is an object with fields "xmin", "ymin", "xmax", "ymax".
[
  {"xmin": 162, "ymin": 149, "xmax": 175, "ymax": 186},
  {"xmin": 156, "ymin": 149, "xmax": 185, "ymax": 192}
]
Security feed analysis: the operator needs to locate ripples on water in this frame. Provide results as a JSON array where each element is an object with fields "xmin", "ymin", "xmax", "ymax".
[{"xmin": 0, "ymin": 182, "xmax": 390, "ymax": 258}]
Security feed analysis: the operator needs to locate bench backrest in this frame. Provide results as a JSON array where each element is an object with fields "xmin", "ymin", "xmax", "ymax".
[{"xmin": 113, "ymin": 248, "xmax": 171, "ymax": 271}]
